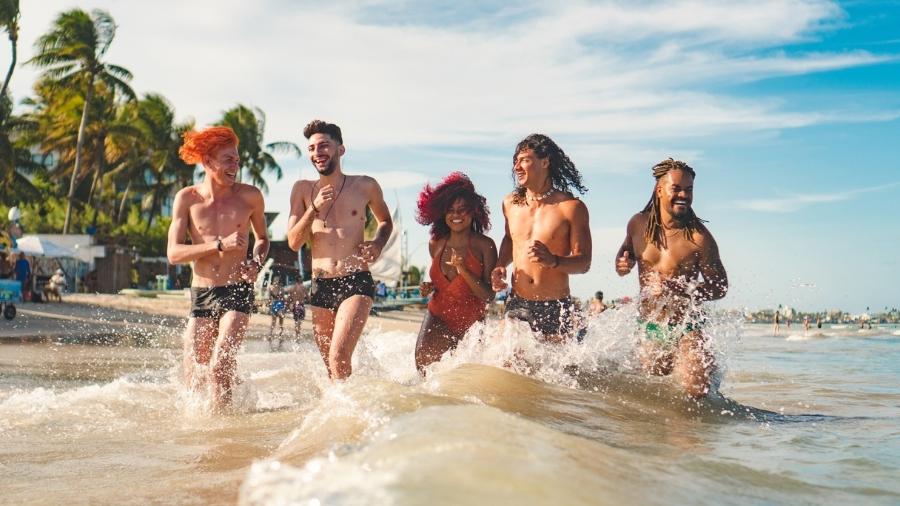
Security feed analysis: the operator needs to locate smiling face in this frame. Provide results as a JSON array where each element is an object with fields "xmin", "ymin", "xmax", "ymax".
[
  {"xmin": 203, "ymin": 144, "xmax": 240, "ymax": 186},
  {"xmin": 657, "ymin": 169, "xmax": 694, "ymax": 219},
  {"xmin": 307, "ymin": 133, "xmax": 344, "ymax": 176},
  {"xmin": 445, "ymin": 197, "xmax": 473, "ymax": 234},
  {"xmin": 513, "ymin": 148, "xmax": 550, "ymax": 189}
]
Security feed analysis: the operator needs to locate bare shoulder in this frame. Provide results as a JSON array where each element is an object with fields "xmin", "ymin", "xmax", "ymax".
[
  {"xmin": 290, "ymin": 179, "xmax": 313, "ymax": 198},
  {"xmin": 626, "ymin": 212, "xmax": 648, "ymax": 235},
  {"xmin": 502, "ymin": 193, "xmax": 517, "ymax": 209},
  {"xmin": 236, "ymin": 183, "xmax": 264, "ymax": 197},
  {"xmin": 691, "ymin": 222, "xmax": 718, "ymax": 248},
  {"xmin": 474, "ymin": 233, "xmax": 497, "ymax": 252},
  {"xmin": 557, "ymin": 195, "xmax": 588, "ymax": 214},
  {"xmin": 174, "ymin": 185, "xmax": 201, "ymax": 204},
  {"xmin": 351, "ymin": 174, "xmax": 379, "ymax": 191},
  {"xmin": 427, "ymin": 238, "xmax": 441, "ymax": 257}
]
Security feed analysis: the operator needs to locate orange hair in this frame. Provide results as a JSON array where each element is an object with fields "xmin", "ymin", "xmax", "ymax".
[{"xmin": 178, "ymin": 126, "xmax": 239, "ymax": 164}]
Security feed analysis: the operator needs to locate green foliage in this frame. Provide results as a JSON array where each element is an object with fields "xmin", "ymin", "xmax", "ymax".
[
  {"xmin": 109, "ymin": 206, "xmax": 169, "ymax": 256},
  {"xmin": 218, "ymin": 104, "xmax": 297, "ymax": 192},
  {"xmin": 406, "ymin": 265, "xmax": 422, "ymax": 286}
]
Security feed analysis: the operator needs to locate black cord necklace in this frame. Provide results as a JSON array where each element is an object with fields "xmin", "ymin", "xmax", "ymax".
[{"xmin": 319, "ymin": 175, "xmax": 347, "ymax": 229}]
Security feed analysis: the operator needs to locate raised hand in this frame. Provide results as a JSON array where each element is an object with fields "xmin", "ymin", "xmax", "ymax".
[
  {"xmin": 491, "ymin": 266, "xmax": 508, "ymax": 291},
  {"xmin": 220, "ymin": 230, "xmax": 247, "ymax": 252},
  {"xmin": 527, "ymin": 240, "xmax": 557, "ymax": 267},
  {"xmin": 312, "ymin": 184, "xmax": 335, "ymax": 212},
  {"xmin": 616, "ymin": 250, "xmax": 635, "ymax": 276},
  {"xmin": 357, "ymin": 241, "xmax": 382, "ymax": 263},
  {"xmin": 445, "ymin": 247, "xmax": 465, "ymax": 273}
]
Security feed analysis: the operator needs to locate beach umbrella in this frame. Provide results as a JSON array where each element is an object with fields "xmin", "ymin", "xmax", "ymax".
[{"xmin": 15, "ymin": 236, "xmax": 77, "ymax": 258}]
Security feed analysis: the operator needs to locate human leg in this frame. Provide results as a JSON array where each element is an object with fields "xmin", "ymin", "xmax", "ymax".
[
  {"xmin": 311, "ymin": 306, "xmax": 337, "ymax": 376},
  {"xmin": 210, "ymin": 311, "xmax": 249, "ymax": 408},
  {"xmin": 672, "ymin": 331, "xmax": 714, "ymax": 399},
  {"xmin": 328, "ymin": 295, "xmax": 374, "ymax": 379},
  {"xmin": 415, "ymin": 312, "xmax": 460, "ymax": 374},
  {"xmin": 182, "ymin": 317, "xmax": 218, "ymax": 391}
]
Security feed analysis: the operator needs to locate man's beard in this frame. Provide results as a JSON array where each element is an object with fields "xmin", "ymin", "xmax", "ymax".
[{"xmin": 315, "ymin": 157, "xmax": 338, "ymax": 176}]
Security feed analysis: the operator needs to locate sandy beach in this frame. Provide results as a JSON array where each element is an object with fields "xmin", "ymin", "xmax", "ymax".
[{"xmin": 0, "ymin": 293, "xmax": 425, "ymax": 344}]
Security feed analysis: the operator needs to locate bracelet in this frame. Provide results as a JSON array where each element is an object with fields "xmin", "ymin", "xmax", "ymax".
[
  {"xmin": 552, "ymin": 255, "xmax": 560, "ymax": 268},
  {"xmin": 216, "ymin": 238, "xmax": 223, "ymax": 252},
  {"xmin": 310, "ymin": 202, "xmax": 319, "ymax": 214}
]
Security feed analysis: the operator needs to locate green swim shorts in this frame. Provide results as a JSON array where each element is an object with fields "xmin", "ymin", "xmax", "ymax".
[{"xmin": 640, "ymin": 320, "xmax": 699, "ymax": 346}]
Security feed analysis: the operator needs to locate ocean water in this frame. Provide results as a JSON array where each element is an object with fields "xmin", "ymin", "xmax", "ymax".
[{"xmin": 1, "ymin": 311, "xmax": 898, "ymax": 505}]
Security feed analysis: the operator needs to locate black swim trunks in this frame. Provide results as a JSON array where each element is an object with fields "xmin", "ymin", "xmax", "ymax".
[
  {"xmin": 505, "ymin": 293, "xmax": 577, "ymax": 338},
  {"xmin": 190, "ymin": 282, "xmax": 254, "ymax": 318},
  {"xmin": 309, "ymin": 271, "xmax": 375, "ymax": 311}
]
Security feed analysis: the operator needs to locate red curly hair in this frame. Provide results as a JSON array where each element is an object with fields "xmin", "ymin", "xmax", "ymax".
[
  {"xmin": 416, "ymin": 172, "xmax": 490, "ymax": 240},
  {"xmin": 178, "ymin": 126, "xmax": 239, "ymax": 164}
]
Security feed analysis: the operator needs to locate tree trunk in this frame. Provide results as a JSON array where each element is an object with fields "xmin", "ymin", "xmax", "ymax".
[
  {"xmin": 145, "ymin": 183, "xmax": 161, "ymax": 233},
  {"xmin": 90, "ymin": 135, "xmax": 106, "ymax": 228},
  {"xmin": 0, "ymin": 26, "xmax": 16, "ymax": 97},
  {"xmin": 63, "ymin": 75, "xmax": 95, "ymax": 234},
  {"xmin": 116, "ymin": 178, "xmax": 131, "ymax": 224}
]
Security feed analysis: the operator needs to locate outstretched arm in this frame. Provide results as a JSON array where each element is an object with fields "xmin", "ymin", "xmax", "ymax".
[
  {"xmin": 167, "ymin": 190, "xmax": 217, "ymax": 264},
  {"xmin": 695, "ymin": 231, "xmax": 728, "ymax": 301}
]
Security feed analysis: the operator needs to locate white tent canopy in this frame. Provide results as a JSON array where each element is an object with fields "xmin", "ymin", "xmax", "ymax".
[{"xmin": 15, "ymin": 236, "xmax": 78, "ymax": 258}]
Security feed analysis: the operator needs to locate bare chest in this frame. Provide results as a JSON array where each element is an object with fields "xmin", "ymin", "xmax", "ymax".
[
  {"xmin": 310, "ymin": 187, "xmax": 368, "ymax": 233},
  {"xmin": 508, "ymin": 205, "xmax": 569, "ymax": 244},
  {"xmin": 636, "ymin": 235, "xmax": 702, "ymax": 277},
  {"xmin": 189, "ymin": 197, "xmax": 252, "ymax": 238}
]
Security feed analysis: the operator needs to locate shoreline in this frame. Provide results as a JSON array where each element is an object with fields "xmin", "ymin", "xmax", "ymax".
[{"xmin": 0, "ymin": 293, "xmax": 425, "ymax": 345}]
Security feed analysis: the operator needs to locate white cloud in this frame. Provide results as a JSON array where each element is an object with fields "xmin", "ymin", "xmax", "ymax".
[
  {"xmin": 12, "ymin": 0, "xmax": 892, "ymax": 154},
  {"xmin": 739, "ymin": 182, "xmax": 900, "ymax": 213}
]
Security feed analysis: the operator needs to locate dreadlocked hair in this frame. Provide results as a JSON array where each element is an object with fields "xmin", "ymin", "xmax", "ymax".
[
  {"xmin": 416, "ymin": 171, "xmax": 491, "ymax": 240},
  {"xmin": 642, "ymin": 158, "xmax": 705, "ymax": 248},
  {"xmin": 511, "ymin": 134, "xmax": 587, "ymax": 205}
]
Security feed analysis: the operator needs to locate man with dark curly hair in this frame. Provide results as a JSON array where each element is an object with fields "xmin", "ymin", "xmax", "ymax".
[{"xmin": 492, "ymin": 134, "xmax": 591, "ymax": 342}]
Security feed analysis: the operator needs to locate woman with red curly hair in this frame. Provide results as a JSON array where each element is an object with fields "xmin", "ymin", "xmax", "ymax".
[{"xmin": 415, "ymin": 172, "xmax": 497, "ymax": 373}]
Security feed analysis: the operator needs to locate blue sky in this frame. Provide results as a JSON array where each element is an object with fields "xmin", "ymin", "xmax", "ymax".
[{"xmin": 12, "ymin": 1, "xmax": 900, "ymax": 312}]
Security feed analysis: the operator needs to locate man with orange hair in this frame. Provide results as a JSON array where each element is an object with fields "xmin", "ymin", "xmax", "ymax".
[{"xmin": 167, "ymin": 126, "xmax": 269, "ymax": 410}]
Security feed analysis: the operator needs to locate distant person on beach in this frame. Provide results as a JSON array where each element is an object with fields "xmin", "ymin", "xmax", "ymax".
[
  {"xmin": 268, "ymin": 278, "xmax": 287, "ymax": 351},
  {"xmin": 803, "ymin": 316, "xmax": 810, "ymax": 336},
  {"xmin": 588, "ymin": 291, "xmax": 608, "ymax": 316},
  {"xmin": 289, "ymin": 281, "xmax": 307, "ymax": 341},
  {"xmin": 615, "ymin": 158, "xmax": 727, "ymax": 398},
  {"xmin": 816, "ymin": 316, "xmax": 822, "ymax": 329},
  {"xmin": 167, "ymin": 126, "xmax": 269, "ymax": 410},
  {"xmin": 492, "ymin": 134, "xmax": 591, "ymax": 342},
  {"xmin": 286, "ymin": 120, "xmax": 393, "ymax": 379},
  {"xmin": 14, "ymin": 252, "xmax": 31, "ymax": 297},
  {"xmin": 774, "ymin": 311, "xmax": 780, "ymax": 336},
  {"xmin": 415, "ymin": 172, "xmax": 497, "ymax": 373}
]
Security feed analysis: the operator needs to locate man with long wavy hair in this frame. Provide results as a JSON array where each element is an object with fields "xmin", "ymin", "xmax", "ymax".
[
  {"xmin": 167, "ymin": 126, "xmax": 269, "ymax": 410},
  {"xmin": 615, "ymin": 158, "xmax": 728, "ymax": 398},
  {"xmin": 492, "ymin": 134, "xmax": 591, "ymax": 342}
]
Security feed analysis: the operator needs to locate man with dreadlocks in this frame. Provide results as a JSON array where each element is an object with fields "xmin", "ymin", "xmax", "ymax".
[
  {"xmin": 615, "ymin": 158, "xmax": 728, "ymax": 398},
  {"xmin": 492, "ymin": 134, "xmax": 591, "ymax": 342}
]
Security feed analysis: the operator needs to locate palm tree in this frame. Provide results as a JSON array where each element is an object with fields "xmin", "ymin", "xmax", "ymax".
[
  {"xmin": 28, "ymin": 8, "xmax": 134, "ymax": 233},
  {"xmin": 218, "ymin": 105, "xmax": 298, "ymax": 192},
  {"xmin": 0, "ymin": 0, "xmax": 19, "ymax": 97},
  {"xmin": 0, "ymin": 94, "xmax": 41, "ymax": 204},
  {"xmin": 131, "ymin": 93, "xmax": 195, "ymax": 231}
]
